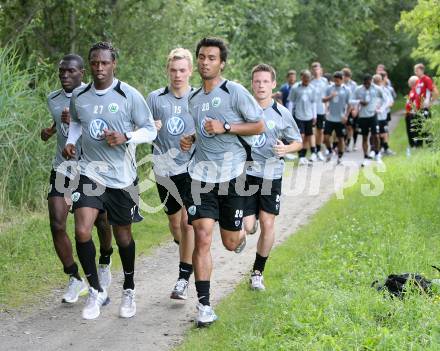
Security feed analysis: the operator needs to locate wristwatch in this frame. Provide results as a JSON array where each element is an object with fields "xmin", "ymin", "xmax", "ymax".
[
  {"xmin": 223, "ymin": 122, "xmax": 231, "ymax": 133},
  {"xmin": 124, "ymin": 132, "xmax": 132, "ymax": 142}
]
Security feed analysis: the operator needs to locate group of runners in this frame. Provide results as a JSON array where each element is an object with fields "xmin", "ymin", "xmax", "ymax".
[
  {"xmin": 276, "ymin": 63, "xmax": 399, "ymax": 167},
  {"xmin": 40, "ymin": 36, "xmax": 434, "ymax": 327}
]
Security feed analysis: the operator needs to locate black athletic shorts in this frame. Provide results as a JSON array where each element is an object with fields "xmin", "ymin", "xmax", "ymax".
[
  {"xmin": 358, "ymin": 116, "xmax": 379, "ymax": 136},
  {"xmin": 47, "ymin": 169, "xmax": 78, "ymax": 199},
  {"xmin": 378, "ymin": 120, "xmax": 389, "ymax": 134},
  {"xmin": 244, "ymin": 175, "xmax": 282, "ymax": 217},
  {"xmin": 71, "ymin": 175, "xmax": 138, "ymax": 226},
  {"xmin": 316, "ymin": 114, "xmax": 326, "ymax": 129},
  {"xmin": 155, "ymin": 172, "xmax": 190, "ymax": 216},
  {"xmin": 347, "ymin": 112, "xmax": 357, "ymax": 128},
  {"xmin": 386, "ymin": 112, "xmax": 391, "ymax": 122},
  {"xmin": 324, "ymin": 120, "xmax": 347, "ymax": 138},
  {"xmin": 294, "ymin": 117, "xmax": 314, "ymax": 136},
  {"xmin": 184, "ymin": 176, "xmax": 246, "ymax": 232}
]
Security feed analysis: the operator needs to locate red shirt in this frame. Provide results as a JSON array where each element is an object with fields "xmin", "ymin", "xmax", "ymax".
[
  {"xmin": 405, "ymin": 87, "xmax": 416, "ymax": 113},
  {"xmin": 413, "ymin": 75, "xmax": 433, "ymax": 110}
]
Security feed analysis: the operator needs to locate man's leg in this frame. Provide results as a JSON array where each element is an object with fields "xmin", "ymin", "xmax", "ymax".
[
  {"xmin": 94, "ymin": 213, "xmax": 113, "ymax": 290},
  {"xmin": 315, "ymin": 117, "xmax": 324, "ymax": 156},
  {"xmin": 192, "ymin": 218, "xmax": 215, "ymax": 304},
  {"xmin": 362, "ymin": 134, "xmax": 369, "ymax": 157},
  {"xmin": 179, "ymin": 208, "xmax": 194, "ymax": 267},
  {"xmin": 171, "ymin": 207, "xmax": 195, "ymax": 300},
  {"xmin": 48, "ymin": 197, "xmax": 78, "ymax": 277},
  {"xmin": 48, "ymin": 196, "xmax": 88, "ymax": 303},
  {"xmin": 405, "ymin": 114, "xmax": 415, "ymax": 148},
  {"xmin": 243, "ymin": 215, "xmax": 257, "ymax": 234},
  {"xmin": 299, "ymin": 134, "xmax": 308, "ymax": 159},
  {"xmin": 112, "ymin": 223, "xmax": 137, "ymax": 318},
  {"xmin": 112, "ymin": 224, "xmax": 135, "ymax": 290},
  {"xmin": 337, "ymin": 136, "xmax": 345, "ymax": 162},
  {"xmin": 74, "ymin": 207, "xmax": 101, "ymax": 292},
  {"xmin": 167, "ymin": 211, "xmax": 182, "ymax": 245},
  {"xmin": 253, "ymin": 210, "xmax": 276, "ymax": 277}
]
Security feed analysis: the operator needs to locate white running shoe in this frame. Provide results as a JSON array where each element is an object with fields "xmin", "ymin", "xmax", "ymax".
[
  {"xmin": 369, "ymin": 150, "xmax": 375, "ymax": 158},
  {"xmin": 250, "ymin": 271, "xmax": 266, "ymax": 291},
  {"xmin": 234, "ymin": 235, "xmax": 247, "ymax": 254},
  {"xmin": 196, "ymin": 303, "xmax": 218, "ymax": 327},
  {"xmin": 337, "ymin": 157, "xmax": 343, "ymax": 165},
  {"xmin": 284, "ymin": 153, "xmax": 297, "ymax": 160},
  {"xmin": 62, "ymin": 277, "xmax": 88, "ymax": 303},
  {"xmin": 248, "ymin": 220, "xmax": 259, "ymax": 235},
  {"xmin": 374, "ymin": 153, "xmax": 383, "ymax": 163},
  {"xmin": 361, "ymin": 158, "xmax": 370, "ymax": 167},
  {"xmin": 383, "ymin": 149, "xmax": 396, "ymax": 156},
  {"xmin": 119, "ymin": 289, "xmax": 136, "ymax": 318},
  {"xmin": 298, "ymin": 157, "xmax": 309, "ymax": 166},
  {"xmin": 98, "ymin": 260, "xmax": 112, "ymax": 290},
  {"xmin": 309, "ymin": 153, "xmax": 318, "ymax": 162},
  {"xmin": 317, "ymin": 151, "xmax": 325, "ymax": 161},
  {"xmin": 170, "ymin": 278, "xmax": 189, "ymax": 300},
  {"xmin": 325, "ymin": 152, "xmax": 332, "ymax": 162},
  {"xmin": 82, "ymin": 287, "xmax": 108, "ymax": 320}
]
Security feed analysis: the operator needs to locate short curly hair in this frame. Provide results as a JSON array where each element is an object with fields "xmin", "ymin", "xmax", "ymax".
[{"xmin": 88, "ymin": 42, "xmax": 117, "ymax": 61}]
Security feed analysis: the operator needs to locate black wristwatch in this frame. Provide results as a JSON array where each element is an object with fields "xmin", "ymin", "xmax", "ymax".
[
  {"xmin": 124, "ymin": 132, "xmax": 132, "ymax": 142},
  {"xmin": 223, "ymin": 122, "xmax": 231, "ymax": 133}
]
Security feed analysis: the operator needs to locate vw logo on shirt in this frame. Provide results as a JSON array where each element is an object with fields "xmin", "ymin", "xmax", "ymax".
[
  {"xmin": 89, "ymin": 118, "xmax": 109, "ymax": 140},
  {"xmin": 253, "ymin": 133, "xmax": 267, "ymax": 148},
  {"xmin": 166, "ymin": 116, "xmax": 185, "ymax": 136},
  {"xmin": 200, "ymin": 117, "xmax": 215, "ymax": 138}
]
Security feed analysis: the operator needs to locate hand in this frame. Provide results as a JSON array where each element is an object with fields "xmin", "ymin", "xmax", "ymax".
[
  {"xmin": 104, "ymin": 129, "xmax": 127, "ymax": 146},
  {"xmin": 61, "ymin": 107, "xmax": 70, "ymax": 124},
  {"xmin": 40, "ymin": 127, "xmax": 55, "ymax": 141},
  {"xmin": 273, "ymin": 139, "xmax": 287, "ymax": 157},
  {"xmin": 180, "ymin": 134, "xmax": 195, "ymax": 151},
  {"xmin": 154, "ymin": 120, "xmax": 162, "ymax": 131},
  {"xmin": 204, "ymin": 117, "xmax": 226, "ymax": 134},
  {"xmin": 63, "ymin": 143, "xmax": 76, "ymax": 159},
  {"xmin": 341, "ymin": 116, "xmax": 348, "ymax": 124}
]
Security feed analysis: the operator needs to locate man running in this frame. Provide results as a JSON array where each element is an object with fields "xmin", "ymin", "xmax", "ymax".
[
  {"xmin": 354, "ymin": 74, "xmax": 383, "ymax": 166},
  {"xmin": 373, "ymin": 74, "xmax": 395, "ymax": 155},
  {"xmin": 41, "ymin": 54, "xmax": 113, "ymax": 304},
  {"xmin": 63, "ymin": 42, "xmax": 157, "ymax": 319},
  {"xmin": 287, "ymin": 70, "xmax": 316, "ymax": 166},
  {"xmin": 310, "ymin": 62, "xmax": 328, "ymax": 161},
  {"xmin": 243, "ymin": 63, "xmax": 302, "ymax": 291},
  {"xmin": 274, "ymin": 70, "xmax": 297, "ymax": 107},
  {"xmin": 147, "ymin": 48, "xmax": 195, "ymax": 300},
  {"xmin": 322, "ymin": 71, "xmax": 351, "ymax": 164},
  {"xmin": 180, "ymin": 37, "xmax": 264, "ymax": 327},
  {"xmin": 342, "ymin": 68, "xmax": 359, "ymax": 151}
]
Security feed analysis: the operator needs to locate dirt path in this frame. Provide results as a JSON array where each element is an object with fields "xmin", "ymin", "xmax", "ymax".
[{"xmin": 0, "ymin": 113, "xmax": 402, "ymax": 351}]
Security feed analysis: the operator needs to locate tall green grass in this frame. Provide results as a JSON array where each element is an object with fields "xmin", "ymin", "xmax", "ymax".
[{"xmin": 0, "ymin": 46, "xmax": 55, "ymax": 215}]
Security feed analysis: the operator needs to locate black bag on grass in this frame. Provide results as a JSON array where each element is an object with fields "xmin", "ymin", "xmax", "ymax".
[{"xmin": 372, "ymin": 266, "xmax": 440, "ymax": 298}]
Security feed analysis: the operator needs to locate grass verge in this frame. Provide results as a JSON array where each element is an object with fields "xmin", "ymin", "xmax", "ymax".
[{"xmin": 177, "ymin": 118, "xmax": 440, "ymax": 350}]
